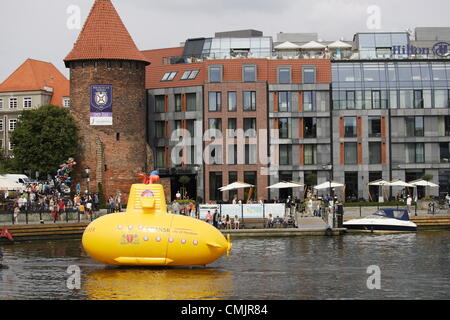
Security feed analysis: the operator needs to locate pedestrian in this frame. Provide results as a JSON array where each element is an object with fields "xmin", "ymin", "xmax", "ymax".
[
  {"xmin": 86, "ymin": 201, "xmax": 93, "ymax": 219},
  {"xmin": 213, "ymin": 209, "xmax": 219, "ymax": 228},
  {"xmin": 79, "ymin": 203, "xmax": 86, "ymax": 220},
  {"xmin": 233, "ymin": 215, "xmax": 240, "ymax": 229},
  {"xmin": 205, "ymin": 211, "xmax": 213, "ymax": 224},
  {"xmin": 406, "ymin": 194, "xmax": 413, "ymax": 214},
  {"xmin": 446, "ymin": 193, "xmax": 450, "ymax": 209},
  {"xmin": 108, "ymin": 196, "xmax": 115, "ymax": 213},
  {"xmin": 13, "ymin": 204, "xmax": 20, "ymax": 224},
  {"xmin": 57, "ymin": 198, "xmax": 65, "ymax": 221}
]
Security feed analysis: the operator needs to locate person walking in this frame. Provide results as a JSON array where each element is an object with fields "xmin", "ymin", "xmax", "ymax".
[
  {"xmin": 406, "ymin": 194, "xmax": 413, "ymax": 215},
  {"xmin": 212, "ymin": 209, "xmax": 219, "ymax": 228},
  {"xmin": 446, "ymin": 193, "xmax": 450, "ymax": 209},
  {"xmin": 13, "ymin": 204, "xmax": 20, "ymax": 224},
  {"xmin": 108, "ymin": 196, "xmax": 115, "ymax": 213}
]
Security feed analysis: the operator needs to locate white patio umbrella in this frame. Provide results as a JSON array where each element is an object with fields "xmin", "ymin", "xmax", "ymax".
[
  {"xmin": 388, "ymin": 179, "xmax": 415, "ymax": 188},
  {"xmin": 267, "ymin": 181, "xmax": 305, "ymax": 189},
  {"xmin": 274, "ymin": 41, "xmax": 301, "ymax": 50},
  {"xmin": 219, "ymin": 182, "xmax": 254, "ymax": 192},
  {"xmin": 314, "ymin": 181, "xmax": 345, "ymax": 190},
  {"xmin": 327, "ymin": 40, "xmax": 353, "ymax": 49},
  {"xmin": 409, "ymin": 179, "xmax": 439, "ymax": 199},
  {"xmin": 300, "ymin": 41, "xmax": 326, "ymax": 50},
  {"xmin": 368, "ymin": 180, "xmax": 390, "ymax": 202}
]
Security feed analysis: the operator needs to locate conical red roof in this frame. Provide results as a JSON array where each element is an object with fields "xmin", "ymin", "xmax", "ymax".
[{"xmin": 64, "ymin": 0, "xmax": 149, "ymax": 66}]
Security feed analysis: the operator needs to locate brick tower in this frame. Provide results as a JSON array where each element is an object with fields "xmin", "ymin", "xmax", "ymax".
[{"xmin": 64, "ymin": 0, "xmax": 151, "ymax": 199}]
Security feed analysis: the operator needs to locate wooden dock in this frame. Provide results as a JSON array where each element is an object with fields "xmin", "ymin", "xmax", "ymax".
[
  {"xmin": 410, "ymin": 216, "xmax": 450, "ymax": 230},
  {"xmin": 0, "ymin": 223, "xmax": 89, "ymax": 243}
]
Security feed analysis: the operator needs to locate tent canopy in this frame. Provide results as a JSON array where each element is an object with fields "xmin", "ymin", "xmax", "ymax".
[
  {"xmin": 219, "ymin": 182, "xmax": 254, "ymax": 192},
  {"xmin": 300, "ymin": 41, "xmax": 326, "ymax": 50},
  {"xmin": 314, "ymin": 181, "xmax": 345, "ymax": 190},
  {"xmin": 267, "ymin": 181, "xmax": 305, "ymax": 189}
]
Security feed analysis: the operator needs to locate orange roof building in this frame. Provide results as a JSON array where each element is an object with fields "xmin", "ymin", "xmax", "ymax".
[{"xmin": 64, "ymin": 0, "xmax": 149, "ymax": 66}]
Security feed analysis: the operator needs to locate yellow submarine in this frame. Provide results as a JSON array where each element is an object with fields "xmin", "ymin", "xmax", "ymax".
[{"xmin": 82, "ymin": 172, "xmax": 232, "ymax": 267}]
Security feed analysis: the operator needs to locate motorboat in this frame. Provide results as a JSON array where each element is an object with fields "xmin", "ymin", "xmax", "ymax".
[{"xmin": 343, "ymin": 208, "xmax": 417, "ymax": 233}]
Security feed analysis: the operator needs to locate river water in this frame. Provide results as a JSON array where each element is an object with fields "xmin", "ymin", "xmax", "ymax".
[{"xmin": 0, "ymin": 231, "xmax": 449, "ymax": 300}]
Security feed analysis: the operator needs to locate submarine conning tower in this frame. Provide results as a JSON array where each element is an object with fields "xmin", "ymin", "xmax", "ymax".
[{"xmin": 127, "ymin": 184, "xmax": 168, "ymax": 215}]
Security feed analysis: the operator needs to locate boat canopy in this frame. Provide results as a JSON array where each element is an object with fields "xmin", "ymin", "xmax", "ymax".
[{"xmin": 373, "ymin": 209, "xmax": 410, "ymax": 221}]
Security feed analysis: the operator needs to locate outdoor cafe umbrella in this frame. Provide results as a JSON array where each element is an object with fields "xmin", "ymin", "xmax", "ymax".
[
  {"xmin": 267, "ymin": 181, "xmax": 305, "ymax": 189},
  {"xmin": 409, "ymin": 179, "xmax": 439, "ymax": 199},
  {"xmin": 314, "ymin": 181, "xmax": 345, "ymax": 190},
  {"xmin": 368, "ymin": 179, "xmax": 390, "ymax": 202},
  {"xmin": 388, "ymin": 179, "xmax": 415, "ymax": 188},
  {"xmin": 219, "ymin": 182, "xmax": 254, "ymax": 192}
]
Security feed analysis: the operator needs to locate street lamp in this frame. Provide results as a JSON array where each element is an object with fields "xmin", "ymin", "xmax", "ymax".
[{"xmin": 84, "ymin": 166, "xmax": 90, "ymax": 194}]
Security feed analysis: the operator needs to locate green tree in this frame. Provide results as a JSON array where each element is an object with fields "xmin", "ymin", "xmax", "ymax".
[{"xmin": 10, "ymin": 105, "xmax": 79, "ymax": 176}]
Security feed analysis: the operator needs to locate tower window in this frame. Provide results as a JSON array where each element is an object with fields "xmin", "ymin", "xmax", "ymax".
[{"xmin": 116, "ymin": 133, "xmax": 120, "ymax": 141}]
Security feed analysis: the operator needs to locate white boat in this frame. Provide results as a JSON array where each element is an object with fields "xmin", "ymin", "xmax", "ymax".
[{"xmin": 344, "ymin": 209, "xmax": 417, "ymax": 233}]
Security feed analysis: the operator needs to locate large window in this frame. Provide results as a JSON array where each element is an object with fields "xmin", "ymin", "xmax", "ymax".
[
  {"xmin": 0, "ymin": 120, "xmax": 3, "ymax": 131},
  {"xmin": 244, "ymin": 172, "xmax": 257, "ymax": 202},
  {"xmin": 435, "ymin": 90, "xmax": 449, "ymax": 109},
  {"xmin": 243, "ymin": 65, "xmax": 256, "ymax": 82},
  {"xmin": 228, "ymin": 92, "xmax": 237, "ymax": 112},
  {"xmin": 405, "ymin": 117, "xmax": 424, "ymax": 137},
  {"xmin": 228, "ymin": 145, "xmax": 237, "ymax": 165},
  {"xmin": 208, "ymin": 119, "xmax": 222, "ymax": 138},
  {"xmin": 303, "ymin": 118, "xmax": 317, "ymax": 138},
  {"xmin": 209, "ymin": 66, "xmax": 222, "ymax": 83},
  {"xmin": 444, "ymin": 116, "xmax": 450, "ymax": 136},
  {"xmin": 244, "ymin": 118, "xmax": 257, "ymax": 138},
  {"xmin": 304, "ymin": 145, "xmax": 316, "ymax": 165},
  {"xmin": 209, "ymin": 172, "xmax": 223, "ymax": 201},
  {"xmin": 405, "ymin": 143, "xmax": 425, "ymax": 164},
  {"xmin": 278, "ymin": 118, "xmax": 291, "ymax": 139},
  {"xmin": 243, "ymin": 91, "xmax": 256, "ymax": 111},
  {"xmin": 344, "ymin": 143, "xmax": 358, "ymax": 165},
  {"xmin": 155, "ymin": 95, "xmax": 165, "ymax": 113},
  {"xmin": 414, "ymin": 90, "xmax": 424, "ymax": 109},
  {"xmin": 186, "ymin": 93, "xmax": 196, "ymax": 111},
  {"xmin": 279, "ymin": 145, "xmax": 292, "ymax": 165},
  {"xmin": 369, "ymin": 142, "xmax": 382, "ymax": 164},
  {"xmin": 440, "ymin": 143, "xmax": 450, "ymax": 163},
  {"xmin": 303, "ymin": 67, "xmax": 316, "ymax": 84},
  {"xmin": 175, "ymin": 94, "xmax": 182, "ymax": 112},
  {"xmin": 245, "ymin": 144, "xmax": 257, "ymax": 165},
  {"xmin": 278, "ymin": 67, "xmax": 291, "ymax": 84},
  {"xmin": 9, "ymin": 119, "xmax": 17, "ymax": 131},
  {"xmin": 9, "ymin": 98, "xmax": 17, "ymax": 109},
  {"xmin": 371, "ymin": 90, "xmax": 381, "ymax": 109},
  {"xmin": 303, "ymin": 91, "xmax": 314, "ymax": 112},
  {"xmin": 344, "ymin": 117, "xmax": 357, "ymax": 138},
  {"xmin": 23, "ymin": 97, "xmax": 32, "ymax": 108},
  {"xmin": 155, "ymin": 147, "xmax": 166, "ymax": 168},
  {"xmin": 208, "ymin": 92, "xmax": 222, "ymax": 112},
  {"xmin": 278, "ymin": 92, "xmax": 292, "ymax": 112},
  {"xmin": 368, "ymin": 116, "xmax": 381, "ymax": 137},
  {"xmin": 346, "ymin": 91, "xmax": 356, "ymax": 109},
  {"xmin": 155, "ymin": 121, "xmax": 165, "ymax": 138},
  {"xmin": 228, "ymin": 118, "xmax": 237, "ymax": 138},
  {"xmin": 399, "ymin": 90, "xmax": 414, "ymax": 109},
  {"xmin": 0, "ymin": 99, "xmax": 3, "ymax": 109}
]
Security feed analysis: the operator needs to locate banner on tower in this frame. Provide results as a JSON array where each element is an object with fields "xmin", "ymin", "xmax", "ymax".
[{"xmin": 90, "ymin": 84, "xmax": 113, "ymax": 126}]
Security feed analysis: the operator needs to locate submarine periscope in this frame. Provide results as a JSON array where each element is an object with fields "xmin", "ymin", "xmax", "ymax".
[{"xmin": 82, "ymin": 172, "xmax": 232, "ymax": 267}]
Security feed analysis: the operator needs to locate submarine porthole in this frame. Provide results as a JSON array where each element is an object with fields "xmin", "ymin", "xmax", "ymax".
[
  {"xmin": 118, "ymin": 225, "xmax": 123, "ymax": 230},
  {"xmin": 144, "ymin": 236, "xmax": 149, "ymax": 241},
  {"xmin": 168, "ymin": 238, "xmax": 174, "ymax": 243},
  {"xmin": 156, "ymin": 237, "xmax": 161, "ymax": 242},
  {"xmin": 193, "ymin": 240, "xmax": 198, "ymax": 246}
]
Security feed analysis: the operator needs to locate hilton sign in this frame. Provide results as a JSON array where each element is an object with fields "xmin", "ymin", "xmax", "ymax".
[{"xmin": 392, "ymin": 42, "xmax": 450, "ymax": 57}]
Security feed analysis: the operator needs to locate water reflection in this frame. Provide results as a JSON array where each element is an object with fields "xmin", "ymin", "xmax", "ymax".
[{"xmin": 84, "ymin": 267, "xmax": 233, "ymax": 300}]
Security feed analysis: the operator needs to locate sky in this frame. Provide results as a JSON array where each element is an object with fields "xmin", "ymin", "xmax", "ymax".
[{"xmin": 0, "ymin": 0, "xmax": 449, "ymax": 82}]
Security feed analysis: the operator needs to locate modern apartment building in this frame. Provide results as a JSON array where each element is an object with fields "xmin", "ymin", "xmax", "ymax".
[
  {"xmin": 145, "ymin": 28, "xmax": 450, "ymax": 202},
  {"xmin": 0, "ymin": 59, "xmax": 70, "ymax": 155}
]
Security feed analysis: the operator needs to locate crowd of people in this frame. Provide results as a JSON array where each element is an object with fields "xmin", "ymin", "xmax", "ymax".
[{"xmin": 204, "ymin": 210, "xmax": 240, "ymax": 230}]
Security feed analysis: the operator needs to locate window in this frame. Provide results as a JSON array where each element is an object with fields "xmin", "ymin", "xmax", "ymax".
[
  {"xmin": 244, "ymin": 172, "xmax": 257, "ymax": 202},
  {"xmin": 181, "ymin": 70, "xmax": 199, "ymax": 80},
  {"xmin": 209, "ymin": 172, "xmax": 223, "ymax": 201},
  {"xmin": 303, "ymin": 91, "xmax": 314, "ymax": 112},
  {"xmin": 0, "ymin": 99, "xmax": 3, "ymax": 109},
  {"xmin": 9, "ymin": 98, "xmax": 17, "ymax": 109},
  {"xmin": 399, "ymin": 90, "xmax": 413, "ymax": 109},
  {"xmin": 244, "ymin": 118, "xmax": 257, "ymax": 138},
  {"xmin": 63, "ymin": 98, "xmax": 71, "ymax": 108},
  {"xmin": 155, "ymin": 95, "xmax": 165, "ymax": 113},
  {"xmin": 208, "ymin": 92, "xmax": 222, "ymax": 112},
  {"xmin": 245, "ymin": 144, "xmax": 257, "ymax": 165},
  {"xmin": 344, "ymin": 143, "xmax": 358, "ymax": 165},
  {"xmin": 369, "ymin": 142, "xmax": 382, "ymax": 164},
  {"xmin": 186, "ymin": 93, "xmax": 196, "ymax": 111},
  {"xmin": 228, "ymin": 144, "xmax": 238, "ymax": 165},
  {"xmin": 405, "ymin": 117, "xmax": 424, "ymax": 137},
  {"xmin": 303, "ymin": 118, "xmax": 317, "ymax": 138},
  {"xmin": 9, "ymin": 142, "xmax": 13, "ymax": 151},
  {"xmin": 161, "ymin": 71, "xmax": 177, "ymax": 81},
  {"xmin": 304, "ymin": 145, "xmax": 316, "ymax": 165},
  {"xmin": 344, "ymin": 117, "xmax": 357, "ymax": 138},
  {"xmin": 303, "ymin": 67, "xmax": 316, "ymax": 84},
  {"xmin": 372, "ymin": 91, "xmax": 381, "ymax": 109},
  {"xmin": 186, "ymin": 120, "xmax": 195, "ymax": 138},
  {"xmin": 444, "ymin": 116, "xmax": 450, "ymax": 136},
  {"xmin": 154, "ymin": 121, "xmax": 165, "ymax": 139},
  {"xmin": 435, "ymin": 90, "xmax": 448, "ymax": 109},
  {"xmin": 9, "ymin": 119, "xmax": 17, "ymax": 131},
  {"xmin": 405, "ymin": 143, "xmax": 425, "ymax": 164},
  {"xmin": 278, "ymin": 118, "xmax": 291, "ymax": 139},
  {"xmin": 228, "ymin": 171, "xmax": 238, "ymax": 200},
  {"xmin": 440, "ymin": 143, "xmax": 450, "ymax": 163},
  {"xmin": 346, "ymin": 91, "xmax": 356, "ymax": 110},
  {"xmin": 209, "ymin": 66, "xmax": 222, "ymax": 83},
  {"xmin": 368, "ymin": 116, "xmax": 381, "ymax": 137},
  {"xmin": 0, "ymin": 120, "xmax": 3, "ymax": 131},
  {"xmin": 175, "ymin": 94, "xmax": 182, "ymax": 112},
  {"xmin": 208, "ymin": 118, "xmax": 222, "ymax": 138},
  {"xmin": 278, "ymin": 67, "xmax": 291, "ymax": 84},
  {"xmin": 278, "ymin": 92, "xmax": 292, "ymax": 112},
  {"xmin": 279, "ymin": 145, "xmax": 292, "ymax": 165},
  {"xmin": 414, "ymin": 90, "xmax": 424, "ymax": 109},
  {"xmin": 243, "ymin": 65, "xmax": 256, "ymax": 82},
  {"xmin": 243, "ymin": 91, "xmax": 256, "ymax": 111},
  {"xmin": 228, "ymin": 118, "xmax": 237, "ymax": 138},
  {"xmin": 23, "ymin": 97, "xmax": 32, "ymax": 108},
  {"xmin": 228, "ymin": 92, "xmax": 237, "ymax": 112}
]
